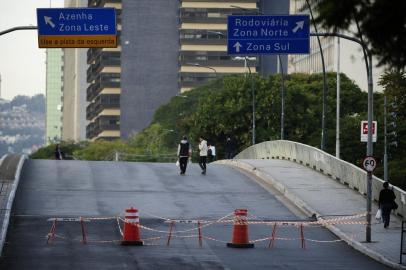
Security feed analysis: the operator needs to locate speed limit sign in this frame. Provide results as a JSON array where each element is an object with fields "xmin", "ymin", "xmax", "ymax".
[{"xmin": 363, "ymin": 156, "xmax": 377, "ymax": 172}]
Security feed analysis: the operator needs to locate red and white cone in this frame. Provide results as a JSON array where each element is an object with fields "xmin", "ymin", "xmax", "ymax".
[
  {"xmin": 227, "ymin": 209, "xmax": 254, "ymax": 248},
  {"xmin": 121, "ymin": 207, "xmax": 143, "ymax": 246}
]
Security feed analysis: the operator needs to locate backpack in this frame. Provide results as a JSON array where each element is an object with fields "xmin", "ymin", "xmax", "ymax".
[
  {"xmin": 207, "ymin": 148, "xmax": 213, "ymax": 156},
  {"xmin": 179, "ymin": 142, "xmax": 190, "ymax": 156}
]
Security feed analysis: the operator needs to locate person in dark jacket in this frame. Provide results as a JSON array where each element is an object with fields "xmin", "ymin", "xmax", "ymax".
[
  {"xmin": 225, "ymin": 137, "xmax": 236, "ymax": 159},
  {"xmin": 177, "ymin": 136, "xmax": 191, "ymax": 175},
  {"xmin": 54, "ymin": 144, "xmax": 63, "ymax": 160},
  {"xmin": 378, "ymin": 181, "xmax": 396, "ymax": 228}
]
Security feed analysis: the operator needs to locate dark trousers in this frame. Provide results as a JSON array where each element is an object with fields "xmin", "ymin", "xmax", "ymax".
[
  {"xmin": 179, "ymin": 157, "xmax": 188, "ymax": 174},
  {"xmin": 381, "ymin": 203, "xmax": 392, "ymax": 227},
  {"xmin": 199, "ymin": 156, "xmax": 207, "ymax": 172},
  {"xmin": 226, "ymin": 152, "xmax": 234, "ymax": 159}
]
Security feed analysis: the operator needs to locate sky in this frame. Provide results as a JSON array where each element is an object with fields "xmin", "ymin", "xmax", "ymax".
[{"xmin": 0, "ymin": 0, "xmax": 64, "ymax": 100}]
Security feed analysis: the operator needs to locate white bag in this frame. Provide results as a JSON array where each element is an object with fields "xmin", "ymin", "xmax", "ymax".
[
  {"xmin": 375, "ymin": 209, "xmax": 382, "ymax": 220},
  {"xmin": 176, "ymin": 160, "xmax": 180, "ymax": 167}
]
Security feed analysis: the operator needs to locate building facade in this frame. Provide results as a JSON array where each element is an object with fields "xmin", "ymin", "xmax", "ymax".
[
  {"xmin": 288, "ymin": 0, "xmax": 384, "ymax": 92},
  {"xmin": 85, "ymin": 0, "xmax": 289, "ymax": 140},
  {"xmin": 61, "ymin": 0, "xmax": 90, "ymax": 142},
  {"xmin": 45, "ymin": 49, "xmax": 63, "ymax": 144},
  {"xmin": 86, "ymin": 0, "xmax": 122, "ymax": 140}
]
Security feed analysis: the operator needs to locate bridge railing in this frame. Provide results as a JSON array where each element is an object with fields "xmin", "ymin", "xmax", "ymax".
[
  {"xmin": 235, "ymin": 140, "xmax": 406, "ymax": 217},
  {"xmin": 0, "ymin": 154, "xmax": 26, "ymax": 256}
]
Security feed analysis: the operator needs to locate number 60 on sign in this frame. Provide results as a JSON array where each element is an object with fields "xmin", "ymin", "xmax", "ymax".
[{"xmin": 362, "ymin": 156, "xmax": 377, "ymax": 172}]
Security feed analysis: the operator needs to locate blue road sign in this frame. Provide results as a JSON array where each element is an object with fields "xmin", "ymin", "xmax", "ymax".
[
  {"xmin": 36, "ymin": 8, "xmax": 117, "ymax": 48},
  {"xmin": 227, "ymin": 15, "xmax": 310, "ymax": 55}
]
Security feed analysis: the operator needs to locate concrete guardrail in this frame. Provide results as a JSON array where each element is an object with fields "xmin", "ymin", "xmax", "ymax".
[
  {"xmin": 235, "ymin": 140, "xmax": 406, "ymax": 217},
  {"xmin": 0, "ymin": 154, "xmax": 26, "ymax": 257}
]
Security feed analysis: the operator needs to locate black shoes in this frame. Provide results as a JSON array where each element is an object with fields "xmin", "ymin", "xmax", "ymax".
[{"xmin": 201, "ymin": 170, "xmax": 206, "ymax": 175}]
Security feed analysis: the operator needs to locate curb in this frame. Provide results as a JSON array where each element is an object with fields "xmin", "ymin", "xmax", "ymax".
[{"xmin": 218, "ymin": 159, "xmax": 406, "ymax": 270}]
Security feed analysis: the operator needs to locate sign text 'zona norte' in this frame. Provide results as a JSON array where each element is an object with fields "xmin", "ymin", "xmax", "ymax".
[
  {"xmin": 36, "ymin": 8, "xmax": 117, "ymax": 48},
  {"xmin": 227, "ymin": 15, "xmax": 310, "ymax": 55}
]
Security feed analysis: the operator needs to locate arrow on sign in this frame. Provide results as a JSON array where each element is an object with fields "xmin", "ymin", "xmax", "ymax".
[
  {"xmin": 44, "ymin": 16, "xmax": 55, "ymax": 28},
  {"xmin": 233, "ymin": 42, "xmax": 242, "ymax": 53},
  {"xmin": 292, "ymin": 21, "xmax": 304, "ymax": 33}
]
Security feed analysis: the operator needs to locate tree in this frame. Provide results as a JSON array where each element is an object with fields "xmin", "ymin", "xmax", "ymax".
[
  {"xmin": 312, "ymin": 0, "xmax": 406, "ymax": 70},
  {"xmin": 373, "ymin": 71, "xmax": 406, "ymax": 187},
  {"xmin": 152, "ymin": 73, "xmax": 367, "ymax": 160}
]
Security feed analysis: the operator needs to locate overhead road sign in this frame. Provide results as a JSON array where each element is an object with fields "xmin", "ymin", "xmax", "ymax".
[
  {"xmin": 227, "ymin": 15, "xmax": 310, "ymax": 55},
  {"xmin": 36, "ymin": 8, "xmax": 117, "ymax": 48}
]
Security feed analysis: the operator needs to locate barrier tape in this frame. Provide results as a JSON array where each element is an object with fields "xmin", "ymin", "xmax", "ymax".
[{"xmin": 44, "ymin": 211, "xmax": 368, "ymax": 247}]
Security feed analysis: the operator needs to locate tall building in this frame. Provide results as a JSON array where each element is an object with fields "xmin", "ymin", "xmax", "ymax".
[
  {"xmin": 288, "ymin": 0, "xmax": 384, "ymax": 92},
  {"xmin": 85, "ymin": 0, "xmax": 289, "ymax": 140},
  {"xmin": 86, "ymin": 0, "xmax": 122, "ymax": 140},
  {"xmin": 61, "ymin": 0, "xmax": 90, "ymax": 142},
  {"xmin": 45, "ymin": 49, "xmax": 63, "ymax": 144}
]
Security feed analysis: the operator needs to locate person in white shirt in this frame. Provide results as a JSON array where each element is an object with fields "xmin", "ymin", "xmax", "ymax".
[
  {"xmin": 208, "ymin": 144, "xmax": 216, "ymax": 162},
  {"xmin": 198, "ymin": 137, "xmax": 208, "ymax": 174}
]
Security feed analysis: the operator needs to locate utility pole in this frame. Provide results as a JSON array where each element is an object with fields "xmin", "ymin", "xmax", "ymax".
[
  {"xmin": 384, "ymin": 96, "xmax": 388, "ymax": 182},
  {"xmin": 366, "ymin": 53, "xmax": 373, "ymax": 243},
  {"xmin": 336, "ymin": 37, "xmax": 340, "ymax": 159}
]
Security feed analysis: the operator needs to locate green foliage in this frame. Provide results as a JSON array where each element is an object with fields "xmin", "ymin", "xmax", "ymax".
[
  {"xmin": 30, "ymin": 141, "xmax": 86, "ymax": 160},
  {"xmin": 373, "ymin": 71, "xmax": 406, "ymax": 187},
  {"xmin": 73, "ymin": 140, "xmax": 126, "ymax": 161},
  {"xmin": 312, "ymin": 0, "xmax": 406, "ymax": 70}
]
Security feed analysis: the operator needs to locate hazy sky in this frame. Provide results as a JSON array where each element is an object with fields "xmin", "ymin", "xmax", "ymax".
[{"xmin": 0, "ymin": 0, "xmax": 63, "ymax": 100}]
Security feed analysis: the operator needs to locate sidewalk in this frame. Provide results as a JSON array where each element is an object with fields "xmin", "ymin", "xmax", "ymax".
[{"xmin": 219, "ymin": 159, "xmax": 405, "ymax": 269}]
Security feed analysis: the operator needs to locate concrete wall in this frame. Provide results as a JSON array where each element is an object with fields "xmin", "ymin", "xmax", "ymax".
[
  {"xmin": 0, "ymin": 155, "xmax": 26, "ymax": 256},
  {"xmin": 236, "ymin": 140, "xmax": 406, "ymax": 217},
  {"xmin": 120, "ymin": 0, "xmax": 180, "ymax": 138}
]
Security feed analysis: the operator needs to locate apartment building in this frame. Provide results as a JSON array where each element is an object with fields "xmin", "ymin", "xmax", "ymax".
[
  {"xmin": 45, "ymin": 49, "xmax": 63, "ymax": 144},
  {"xmin": 61, "ymin": 0, "xmax": 90, "ymax": 142},
  {"xmin": 288, "ymin": 0, "xmax": 384, "ymax": 92},
  {"xmin": 85, "ymin": 0, "xmax": 289, "ymax": 140}
]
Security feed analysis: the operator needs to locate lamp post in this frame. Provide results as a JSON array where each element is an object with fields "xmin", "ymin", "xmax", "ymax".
[
  {"xmin": 278, "ymin": 55, "xmax": 285, "ymax": 140},
  {"xmin": 229, "ymin": 6, "xmax": 286, "ymax": 142},
  {"xmin": 187, "ymin": 62, "xmax": 217, "ymax": 77},
  {"xmin": 311, "ymin": 32, "xmax": 374, "ymax": 242},
  {"xmin": 234, "ymin": 56, "xmax": 256, "ymax": 145},
  {"xmin": 304, "ymin": 0, "xmax": 328, "ymax": 151}
]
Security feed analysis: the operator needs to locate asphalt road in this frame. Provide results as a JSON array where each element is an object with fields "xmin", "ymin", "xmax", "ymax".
[{"xmin": 0, "ymin": 160, "xmax": 392, "ymax": 269}]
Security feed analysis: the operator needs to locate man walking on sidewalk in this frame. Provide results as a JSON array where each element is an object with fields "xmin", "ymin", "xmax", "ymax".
[
  {"xmin": 177, "ymin": 136, "xmax": 191, "ymax": 175},
  {"xmin": 198, "ymin": 136, "xmax": 208, "ymax": 174}
]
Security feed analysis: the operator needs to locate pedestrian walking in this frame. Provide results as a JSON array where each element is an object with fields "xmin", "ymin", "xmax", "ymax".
[
  {"xmin": 225, "ymin": 137, "xmax": 236, "ymax": 159},
  {"xmin": 177, "ymin": 136, "xmax": 191, "ymax": 175},
  {"xmin": 198, "ymin": 137, "xmax": 208, "ymax": 174},
  {"xmin": 54, "ymin": 144, "xmax": 63, "ymax": 160},
  {"xmin": 378, "ymin": 181, "xmax": 396, "ymax": 228},
  {"xmin": 208, "ymin": 144, "xmax": 216, "ymax": 162}
]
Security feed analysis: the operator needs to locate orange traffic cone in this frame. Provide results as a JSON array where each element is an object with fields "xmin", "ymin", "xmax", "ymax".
[
  {"xmin": 227, "ymin": 209, "xmax": 254, "ymax": 248},
  {"xmin": 121, "ymin": 207, "xmax": 143, "ymax": 246}
]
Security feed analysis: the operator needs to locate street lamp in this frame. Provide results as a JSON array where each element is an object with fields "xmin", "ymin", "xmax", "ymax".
[
  {"xmin": 187, "ymin": 62, "xmax": 217, "ymax": 76},
  {"xmin": 234, "ymin": 56, "xmax": 256, "ymax": 145},
  {"xmin": 230, "ymin": 5, "xmax": 286, "ymax": 142}
]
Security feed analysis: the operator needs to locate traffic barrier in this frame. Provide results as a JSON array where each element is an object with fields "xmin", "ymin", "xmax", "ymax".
[
  {"xmin": 227, "ymin": 209, "xmax": 254, "ymax": 248},
  {"xmin": 44, "ymin": 210, "xmax": 366, "ymax": 247},
  {"xmin": 121, "ymin": 207, "xmax": 143, "ymax": 246}
]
